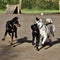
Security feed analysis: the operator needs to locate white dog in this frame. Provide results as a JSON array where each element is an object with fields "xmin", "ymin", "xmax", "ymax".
[
  {"xmin": 46, "ymin": 18, "xmax": 55, "ymax": 37},
  {"xmin": 36, "ymin": 18, "xmax": 55, "ymax": 49}
]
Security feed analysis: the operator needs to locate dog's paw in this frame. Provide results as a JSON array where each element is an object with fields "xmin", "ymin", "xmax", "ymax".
[
  {"xmin": 10, "ymin": 43, "xmax": 13, "ymax": 45},
  {"xmin": 36, "ymin": 46, "xmax": 42, "ymax": 51},
  {"xmin": 2, "ymin": 38, "xmax": 5, "ymax": 41},
  {"xmin": 32, "ymin": 43, "xmax": 35, "ymax": 45},
  {"xmin": 41, "ymin": 42, "xmax": 44, "ymax": 45},
  {"xmin": 15, "ymin": 35, "xmax": 17, "ymax": 38}
]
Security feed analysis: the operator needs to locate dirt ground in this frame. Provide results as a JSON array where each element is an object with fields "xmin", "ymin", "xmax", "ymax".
[{"xmin": 0, "ymin": 14, "xmax": 60, "ymax": 60}]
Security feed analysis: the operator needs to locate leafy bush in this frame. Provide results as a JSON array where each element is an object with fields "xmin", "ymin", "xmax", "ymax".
[{"xmin": 0, "ymin": 0, "xmax": 59, "ymax": 10}]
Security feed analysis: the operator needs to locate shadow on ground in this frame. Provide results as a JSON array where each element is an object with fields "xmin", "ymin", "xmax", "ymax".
[
  {"xmin": 42, "ymin": 38, "xmax": 60, "ymax": 49},
  {"xmin": 13, "ymin": 37, "xmax": 60, "ymax": 50},
  {"xmin": 13, "ymin": 37, "xmax": 32, "ymax": 47}
]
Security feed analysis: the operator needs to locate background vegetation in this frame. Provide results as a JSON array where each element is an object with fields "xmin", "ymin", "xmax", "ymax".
[
  {"xmin": 0, "ymin": 0, "xmax": 59, "ymax": 10},
  {"xmin": 0, "ymin": 0, "xmax": 59, "ymax": 13},
  {"xmin": 22, "ymin": 0, "xmax": 59, "ymax": 10}
]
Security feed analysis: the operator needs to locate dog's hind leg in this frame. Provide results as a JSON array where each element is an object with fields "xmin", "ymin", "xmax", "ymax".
[
  {"xmin": 9, "ymin": 36, "xmax": 13, "ymax": 45},
  {"xmin": 2, "ymin": 30, "xmax": 8, "ymax": 41}
]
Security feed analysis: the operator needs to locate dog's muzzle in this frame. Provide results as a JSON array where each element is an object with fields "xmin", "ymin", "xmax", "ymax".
[
  {"xmin": 14, "ymin": 24, "xmax": 21, "ymax": 27},
  {"xmin": 17, "ymin": 24, "xmax": 21, "ymax": 27}
]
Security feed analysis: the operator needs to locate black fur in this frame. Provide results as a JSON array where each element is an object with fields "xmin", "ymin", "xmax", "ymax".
[
  {"xmin": 31, "ymin": 24, "xmax": 40, "ymax": 46},
  {"xmin": 2, "ymin": 17, "xmax": 21, "ymax": 45},
  {"xmin": 36, "ymin": 17, "xmax": 39, "ymax": 21}
]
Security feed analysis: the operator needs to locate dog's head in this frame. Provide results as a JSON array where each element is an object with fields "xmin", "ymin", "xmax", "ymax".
[
  {"xmin": 36, "ymin": 17, "xmax": 39, "ymax": 21},
  {"xmin": 12, "ymin": 17, "xmax": 21, "ymax": 27},
  {"xmin": 31, "ymin": 24, "xmax": 39, "ymax": 33}
]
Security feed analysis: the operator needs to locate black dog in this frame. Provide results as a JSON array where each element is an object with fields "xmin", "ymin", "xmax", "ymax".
[
  {"xmin": 31, "ymin": 24, "xmax": 40, "ymax": 47},
  {"xmin": 2, "ymin": 17, "xmax": 21, "ymax": 45}
]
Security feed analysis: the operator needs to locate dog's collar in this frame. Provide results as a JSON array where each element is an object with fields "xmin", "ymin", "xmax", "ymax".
[
  {"xmin": 40, "ymin": 25, "xmax": 43, "ymax": 29},
  {"xmin": 46, "ymin": 23, "xmax": 52, "ymax": 26}
]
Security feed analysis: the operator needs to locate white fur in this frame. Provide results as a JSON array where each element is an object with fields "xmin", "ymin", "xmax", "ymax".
[
  {"xmin": 46, "ymin": 18, "xmax": 55, "ymax": 32},
  {"xmin": 36, "ymin": 18, "xmax": 55, "ymax": 45},
  {"xmin": 46, "ymin": 18, "xmax": 53, "ymax": 23}
]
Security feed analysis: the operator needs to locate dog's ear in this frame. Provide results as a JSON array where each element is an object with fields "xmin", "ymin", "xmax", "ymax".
[{"xmin": 36, "ymin": 17, "xmax": 39, "ymax": 21}]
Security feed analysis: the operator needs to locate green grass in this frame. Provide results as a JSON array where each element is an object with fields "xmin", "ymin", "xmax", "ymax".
[
  {"xmin": 22, "ymin": 9, "xmax": 60, "ymax": 14},
  {"xmin": 0, "ymin": 9, "xmax": 6, "ymax": 14},
  {"xmin": 0, "ymin": 9, "xmax": 60, "ymax": 14}
]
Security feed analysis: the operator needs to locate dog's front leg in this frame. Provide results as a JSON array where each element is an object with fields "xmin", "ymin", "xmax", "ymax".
[
  {"xmin": 12, "ymin": 32, "xmax": 14, "ymax": 39},
  {"xmin": 9, "ymin": 33, "xmax": 13, "ymax": 45},
  {"xmin": 37, "ymin": 36, "xmax": 42, "ymax": 50},
  {"xmin": 32, "ymin": 33, "xmax": 35, "ymax": 45},
  {"xmin": 36, "ymin": 35, "xmax": 40, "ymax": 47},
  {"xmin": 41, "ymin": 34, "xmax": 47, "ymax": 45},
  {"xmin": 15, "ymin": 29, "xmax": 17, "ymax": 38}
]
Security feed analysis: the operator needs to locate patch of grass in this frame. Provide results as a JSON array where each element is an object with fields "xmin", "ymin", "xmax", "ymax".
[
  {"xmin": 0, "ymin": 9, "xmax": 60, "ymax": 14},
  {"xmin": 22, "ymin": 9, "xmax": 60, "ymax": 14},
  {"xmin": 0, "ymin": 9, "xmax": 6, "ymax": 14}
]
